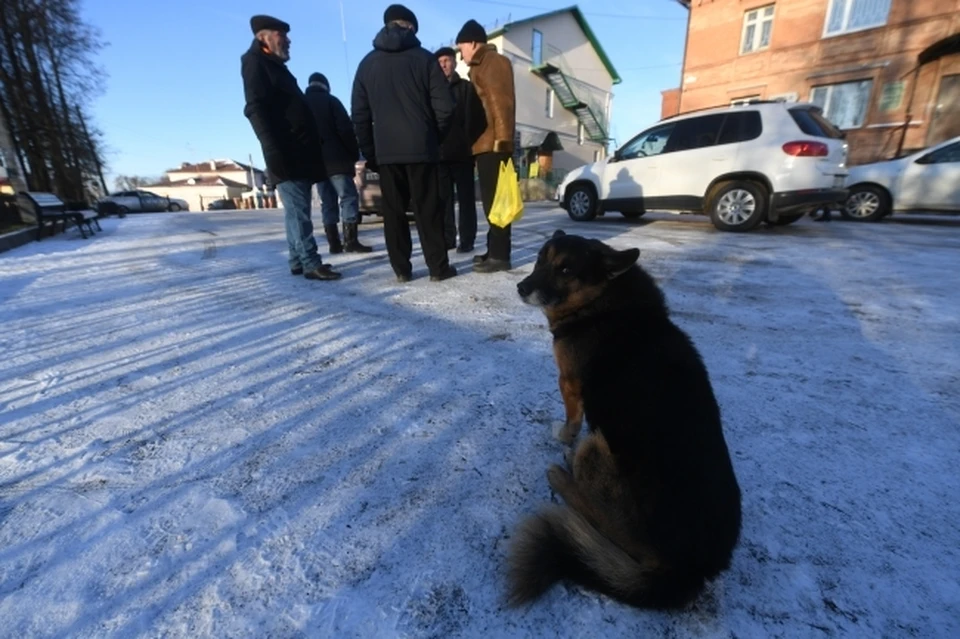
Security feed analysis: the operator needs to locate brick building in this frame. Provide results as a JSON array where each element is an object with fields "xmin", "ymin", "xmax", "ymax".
[{"xmin": 662, "ymin": 0, "xmax": 960, "ymax": 164}]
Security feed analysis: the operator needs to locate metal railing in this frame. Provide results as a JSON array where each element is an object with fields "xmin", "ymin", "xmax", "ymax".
[{"xmin": 540, "ymin": 48, "xmax": 610, "ymax": 138}]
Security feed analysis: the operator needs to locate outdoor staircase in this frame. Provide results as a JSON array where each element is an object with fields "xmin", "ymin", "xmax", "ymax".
[{"xmin": 533, "ymin": 63, "xmax": 608, "ymax": 143}]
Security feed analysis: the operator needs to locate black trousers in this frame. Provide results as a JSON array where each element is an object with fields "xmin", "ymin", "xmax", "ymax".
[
  {"xmin": 439, "ymin": 160, "xmax": 478, "ymax": 249},
  {"xmin": 476, "ymin": 152, "xmax": 512, "ymax": 261},
  {"xmin": 379, "ymin": 163, "xmax": 449, "ymax": 277}
]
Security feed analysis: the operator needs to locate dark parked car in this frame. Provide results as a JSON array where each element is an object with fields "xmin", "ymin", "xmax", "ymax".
[
  {"xmin": 97, "ymin": 190, "xmax": 189, "ymax": 214},
  {"xmin": 205, "ymin": 198, "xmax": 237, "ymax": 211}
]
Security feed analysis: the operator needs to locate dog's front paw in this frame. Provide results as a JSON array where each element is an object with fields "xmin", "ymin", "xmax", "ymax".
[
  {"xmin": 553, "ymin": 420, "xmax": 580, "ymax": 444},
  {"xmin": 551, "ymin": 420, "xmax": 568, "ymax": 441},
  {"xmin": 547, "ymin": 464, "xmax": 572, "ymax": 493}
]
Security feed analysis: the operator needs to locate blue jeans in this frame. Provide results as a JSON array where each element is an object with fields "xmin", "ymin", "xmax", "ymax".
[
  {"xmin": 316, "ymin": 173, "xmax": 360, "ymax": 226},
  {"xmin": 276, "ymin": 180, "xmax": 323, "ymax": 271}
]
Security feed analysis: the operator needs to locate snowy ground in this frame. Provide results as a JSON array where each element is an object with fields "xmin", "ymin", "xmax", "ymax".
[{"xmin": 1, "ymin": 206, "xmax": 958, "ymax": 638}]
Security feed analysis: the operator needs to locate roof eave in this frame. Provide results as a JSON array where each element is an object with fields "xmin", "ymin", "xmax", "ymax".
[{"xmin": 488, "ymin": 6, "xmax": 621, "ymax": 85}]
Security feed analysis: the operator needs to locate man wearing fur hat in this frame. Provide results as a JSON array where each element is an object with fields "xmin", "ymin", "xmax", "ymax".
[
  {"xmin": 456, "ymin": 19, "xmax": 517, "ymax": 274},
  {"xmin": 351, "ymin": 4, "xmax": 457, "ymax": 283},
  {"xmin": 304, "ymin": 72, "xmax": 372, "ymax": 254},
  {"xmin": 241, "ymin": 15, "xmax": 340, "ymax": 280}
]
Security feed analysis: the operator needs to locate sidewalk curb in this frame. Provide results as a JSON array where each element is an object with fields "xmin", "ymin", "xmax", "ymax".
[{"xmin": 0, "ymin": 227, "xmax": 35, "ymax": 254}]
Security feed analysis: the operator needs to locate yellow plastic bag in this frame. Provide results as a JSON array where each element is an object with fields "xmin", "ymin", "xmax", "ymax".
[{"xmin": 488, "ymin": 158, "xmax": 524, "ymax": 228}]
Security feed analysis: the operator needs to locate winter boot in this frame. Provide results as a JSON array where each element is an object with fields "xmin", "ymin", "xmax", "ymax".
[
  {"xmin": 324, "ymin": 224, "xmax": 343, "ymax": 254},
  {"xmin": 342, "ymin": 222, "xmax": 372, "ymax": 253}
]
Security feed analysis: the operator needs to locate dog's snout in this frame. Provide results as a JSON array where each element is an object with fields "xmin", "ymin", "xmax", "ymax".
[{"xmin": 517, "ymin": 280, "xmax": 531, "ymax": 297}]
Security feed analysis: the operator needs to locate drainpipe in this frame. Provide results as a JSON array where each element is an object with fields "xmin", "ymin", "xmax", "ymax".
[
  {"xmin": 897, "ymin": 65, "xmax": 922, "ymax": 158},
  {"xmin": 677, "ymin": 1, "xmax": 691, "ymax": 114}
]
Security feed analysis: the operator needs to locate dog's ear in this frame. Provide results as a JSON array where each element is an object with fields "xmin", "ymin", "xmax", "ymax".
[
  {"xmin": 552, "ymin": 229, "xmax": 566, "ymax": 239},
  {"xmin": 602, "ymin": 247, "xmax": 640, "ymax": 279}
]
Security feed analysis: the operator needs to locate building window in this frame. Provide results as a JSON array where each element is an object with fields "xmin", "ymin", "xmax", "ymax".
[
  {"xmin": 577, "ymin": 123, "xmax": 585, "ymax": 145},
  {"xmin": 545, "ymin": 88, "xmax": 554, "ymax": 118},
  {"xmin": 824, "ymin": 0, "xmax": 891, "ymax": 36},
  {"xmin": 810, "ymin": 79, "xmax": 874, "ymax": 129},
  {"xmin": 877, "ymin": 81, "xmax": 905, "ymax": 113},
  {"xmin": 594, "ymin": 150, "xmax": 601, "ymax": 162},
  {"xmin": 532, "ymin": 29, "xmax": 543, "ymax": 66},
  {"xmin": 741, "ymin": 5, "xmax": 775, "ymax": 54}
]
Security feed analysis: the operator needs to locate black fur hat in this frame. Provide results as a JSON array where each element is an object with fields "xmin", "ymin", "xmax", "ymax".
[
  {"xmin": 308, "ymin": 72, "xmax": 329, "ymax": 90},
  {"xmin": 250, "ymin": 15, "xmax": 290, "ymax": 34},
  {"xmin": 456, "ymin": 19, "xmax": 487, "ymax": 44},
  {"xmin": 435, "ymin": 47, "xmax": 456, "ymax": 59},
  {"xmin": 383, "ymin": 4, "xmax": 418, "ymax": 33}
]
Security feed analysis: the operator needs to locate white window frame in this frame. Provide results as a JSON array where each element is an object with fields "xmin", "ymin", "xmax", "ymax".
[
  {"xmin": 532, "ymin": 29, "xmax": 543, "ymax": 66},
  {"xmin": 809, "ymin": 79, "xmax": 874, "ymax": 130},
  {"xmin": 740, "ymin": 5, "xmax": 775, "ymax": 55},
  {"xmin": 823, "ymin": 0, "xmax": 892, "ymax": 37},
  {"xmin": 545, "ymin": 88, "xmax": 554, "ymax": 119},
  {"xmin": 577, "ymin": 123, "xmax": 584, "ymax": 145}
]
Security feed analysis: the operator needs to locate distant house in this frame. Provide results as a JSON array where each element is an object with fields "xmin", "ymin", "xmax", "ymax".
[
  {"xmin": 148, "ymin": 159, "xmax": 266, "ymax": 211},
  {"xmin": 451, "ymin": 6, "xmax": 621, "ymax": 177}
]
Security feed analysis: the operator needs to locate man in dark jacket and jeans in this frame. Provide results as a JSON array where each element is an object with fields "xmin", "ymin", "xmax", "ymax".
[
  {"xmin": 304, "ymin": 72, "xmax": 372, "ymax": 254},
  {"xmin": 351, "ymin": 4, "xmax": 456, "ymax": 282},
  {"xmin": 435, "ymin": 47, "xmax": 484, "ymax": 254},
  {"xmin": 241, "ymin": 15, "xmax": 340, "ymax": 280}
]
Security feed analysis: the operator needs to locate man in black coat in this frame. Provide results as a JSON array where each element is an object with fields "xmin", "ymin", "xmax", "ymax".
[
  {"xmin": 304, "ymin": 72, "xmax": 372, "ymax": 254},
  {"xmin": 435, "ymin": 47, "xmax": 484, "ymax": 253},
  {"xmin": 351, "ymin": 4, "xmax": 457, "ymax": 283},
  {"xmin": 241, "ymin": 14, "xmax": 340, "ymax": 280}
]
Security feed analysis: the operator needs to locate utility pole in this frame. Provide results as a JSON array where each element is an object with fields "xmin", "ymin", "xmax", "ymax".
[{"xmin": 339, "ymin": 0, "xmax": 351, "ymax": 79}]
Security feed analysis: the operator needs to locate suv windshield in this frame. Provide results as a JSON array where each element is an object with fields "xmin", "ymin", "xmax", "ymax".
[{"xmin": 789, "ymin": 107, "xmax": 844, "ymax": 139}]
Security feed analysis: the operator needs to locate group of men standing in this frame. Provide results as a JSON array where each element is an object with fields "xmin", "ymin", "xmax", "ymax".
[{"xmin": 240, "ymin": 5, "xmax": 517, "ymax": 283}]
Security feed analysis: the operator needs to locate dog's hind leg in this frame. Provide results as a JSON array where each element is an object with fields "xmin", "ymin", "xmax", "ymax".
[
  {"xmin": 551, "ymin": 433, "xmax": 646, "ymax": 557},
  {"xmin": 547, "ymin": 438, "xmax": 614, "ymax": 535},
  {"xmin": 572, "ymin": 431, "xmax": 616, "ymax": 485}
]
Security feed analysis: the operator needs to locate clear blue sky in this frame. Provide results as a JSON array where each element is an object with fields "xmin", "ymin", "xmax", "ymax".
[{"xmin": 82, "ymin": 0, "xmax": 688, "ymax": 183}]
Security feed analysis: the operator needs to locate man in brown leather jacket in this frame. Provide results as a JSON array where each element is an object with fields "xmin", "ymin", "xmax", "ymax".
[{"xmin": 456, "ymin": 19, "xmax": 516, "ymax": 273}]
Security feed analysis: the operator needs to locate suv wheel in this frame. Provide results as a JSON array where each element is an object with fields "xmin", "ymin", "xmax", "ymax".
[
  {"xmin": 565, "ymin": 184, "xmax": 598, "ymax": 222},
  {"xmin": 842, "ymin": 185, "xmax": 890, "ymax": 222},
  {"xmin": 708, "ymin": 181, "xmax": 766, "ymax": 232},
  {"xmin": 168, "ymin": 203, "xmax": 181, "ymax": 212}
]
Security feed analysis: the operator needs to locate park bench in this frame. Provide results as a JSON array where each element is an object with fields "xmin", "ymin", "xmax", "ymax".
[{"xmin": 19, "ymin": 191, "xmax": 101, "ymax": 240}]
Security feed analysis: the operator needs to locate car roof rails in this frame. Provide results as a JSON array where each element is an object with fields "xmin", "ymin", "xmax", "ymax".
[{"xmin": 660, "ymin": 97, "xmax": 798, "ymax": 121}]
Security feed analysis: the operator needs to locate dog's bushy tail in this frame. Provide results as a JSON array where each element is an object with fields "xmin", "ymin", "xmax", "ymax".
[{"xmin": 506, "ymin": 505, "xmax": 704, "ymax": 609}]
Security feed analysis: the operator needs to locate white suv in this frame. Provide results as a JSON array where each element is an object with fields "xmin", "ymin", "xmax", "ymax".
[{"xmin": 557, "ymin": 101, "xmax": 849, "ymax": 232}]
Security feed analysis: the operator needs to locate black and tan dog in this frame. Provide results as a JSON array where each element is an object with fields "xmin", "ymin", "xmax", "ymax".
[{"xmin": 508, "ymin": 230, "xmax": 742, "ymax": 609}]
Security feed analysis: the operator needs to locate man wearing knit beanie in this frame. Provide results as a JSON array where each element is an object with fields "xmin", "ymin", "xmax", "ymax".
[
  {"xmin": 456, "ymin": 19, "xmax": 517, "ymax": 273},
  {"xmin": 240, "ymin": 15, "xmax": 341, "ymax": 281},
  {"xmin": 304, "ymin": 72, "xmax": 372, "ymax": 254},
  {"xmin": 351, "ymin": 4, "xmax": 457, "ymax": 282}
]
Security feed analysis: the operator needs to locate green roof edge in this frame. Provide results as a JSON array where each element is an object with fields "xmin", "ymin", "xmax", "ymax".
[{"xmin": 487, "ymin": 5, "xmax": 622, "ymax": 85}]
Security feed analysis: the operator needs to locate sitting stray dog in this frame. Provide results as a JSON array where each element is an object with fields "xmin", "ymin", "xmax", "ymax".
[{"xmin": 508, "ymin": 230, "xmax": 742, "ymax": 609}]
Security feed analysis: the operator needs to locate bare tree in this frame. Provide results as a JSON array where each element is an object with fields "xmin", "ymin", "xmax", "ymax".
[{"xmin": 0, "ymin": 0, "xmax": 108, "ymax": 202}]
